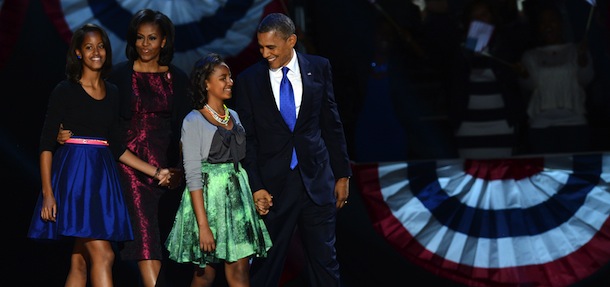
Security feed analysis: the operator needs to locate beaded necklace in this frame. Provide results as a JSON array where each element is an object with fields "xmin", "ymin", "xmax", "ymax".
[{"xmin": 204, "ymin": 104, "xmax": 230, "ymax": 126}]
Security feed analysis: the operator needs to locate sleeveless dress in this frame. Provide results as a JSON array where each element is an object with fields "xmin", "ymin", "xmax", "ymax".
[
  {"xmin": 118, "ymin": 71, "xmax": 174, "ymax": 260},
  {"xmin": 165, "ymin": 117, "xmax": 272, "ymax": 268}
]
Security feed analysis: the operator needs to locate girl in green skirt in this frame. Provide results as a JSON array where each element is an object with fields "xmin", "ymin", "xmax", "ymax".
[{"xmin": 165, "ymin": 53, "xmax": 272, "ymax": 286}]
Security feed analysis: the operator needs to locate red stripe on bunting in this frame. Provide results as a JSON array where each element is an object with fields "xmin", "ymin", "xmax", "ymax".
[
  {"xmin": 42, "ymin": 0, "xmax": 72, "ymax": 44},
  {"xmin": 463, "ymin": 158, "xmax": 544, "ymax": 180},
  {"xmin": 41, "ymin": 0, "xmax": 78, "ymax": 44}
]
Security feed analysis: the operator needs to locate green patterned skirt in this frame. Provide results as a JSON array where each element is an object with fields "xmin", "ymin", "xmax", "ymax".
[{"xmin": 165, "ymin": 162, "xmax": 272, "ymax": 268}]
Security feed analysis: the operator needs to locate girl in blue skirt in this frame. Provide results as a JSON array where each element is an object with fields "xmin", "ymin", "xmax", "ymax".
[{"xmin": 27, "ymin": 23, "xmax": 171, "ymax": 287}]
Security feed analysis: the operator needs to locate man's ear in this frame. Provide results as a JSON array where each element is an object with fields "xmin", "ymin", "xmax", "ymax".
[{"xmin": 288, "ymin": 34, "xmax": 297, "ymax": 48}]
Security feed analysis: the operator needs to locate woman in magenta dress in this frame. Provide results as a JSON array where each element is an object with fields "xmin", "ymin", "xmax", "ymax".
[
  {"xmin": 108, "ymin": 9, "xmax": 191, "ymax": 286},
  {"xmin": 58, "ymin": 9, "xmax": 190, "ymax": 287}
]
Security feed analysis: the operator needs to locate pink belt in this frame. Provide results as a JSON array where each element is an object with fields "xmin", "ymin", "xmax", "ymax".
[{"xmin": 65, "ymin": 138, "xmax": 109, "ymax": 146}]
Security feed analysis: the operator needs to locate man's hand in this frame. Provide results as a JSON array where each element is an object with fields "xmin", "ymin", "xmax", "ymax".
[
  {"xmin": 253, "ymin": 189, "xmax": 273, "ymax": 215},
  {"xmin": 335, "ymin": 177, "xmax": 350, "ymax": 209}
]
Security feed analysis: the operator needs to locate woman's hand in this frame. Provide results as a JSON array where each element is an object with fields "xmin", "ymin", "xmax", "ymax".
[
  {"xmin": 154, "ymin": 168, "xmax": 172, "ymax": 186},
  {"xmin": 56, "ymin": 123, "xmax": 73, "ymax": 144}
]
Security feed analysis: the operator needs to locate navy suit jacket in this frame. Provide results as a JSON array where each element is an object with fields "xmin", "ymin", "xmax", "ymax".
[{"xmin": 233, "ymin": 52, "xmax": 352, "ymax": 205}]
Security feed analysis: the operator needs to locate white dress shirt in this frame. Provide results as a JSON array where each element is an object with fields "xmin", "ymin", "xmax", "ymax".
[{"xmin": 269, "ymin": 49, "xmax": 302, "ymax": 119}]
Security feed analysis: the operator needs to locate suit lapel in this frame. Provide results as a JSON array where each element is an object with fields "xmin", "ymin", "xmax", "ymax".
[
  {"xmin": 252, "ymin": 60, "xmax": 292, "ymax": 132},
  {"xmin": 296, "ymin": 53, "xmax": 312, "ymax": 130},
  {"xmin": 254, "ymin": 54, "xmax": 312, "ymax": 131},
  {"xmin": 253, "ymin": 61, "xmax": 280, "ymax": 114}
]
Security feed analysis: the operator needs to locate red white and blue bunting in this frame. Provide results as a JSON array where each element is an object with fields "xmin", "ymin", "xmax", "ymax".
[
  {"xmin": 354, "ymin": 153, "xmax": 610, "ymax": 286},
  {"xmin": 1, "ymin": 0, "xmax": 291, "ymax": 75},
  {"xmin": 36, "ymin": 0, "xmax": 277, "ymax": 73}
]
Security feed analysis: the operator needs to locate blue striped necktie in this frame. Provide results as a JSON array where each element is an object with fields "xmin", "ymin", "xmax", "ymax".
[{"xmin": 280, "ymin": 66, "xmax": 298, "ymax": 169}]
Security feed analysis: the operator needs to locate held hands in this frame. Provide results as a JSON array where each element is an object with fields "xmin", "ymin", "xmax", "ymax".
[
  {"xmin": 251, "ymin": 177, "xmax": 350, "ymax": 214},
  {"xmin": 154, "ymin": 168, "xmax": 172, "ymax": 186},
  {"xmin": 58, "ymin": 121, "xmax": 183, "ymax": 189},
  {"xmin": 166, "ymin": 167, "xmax": 184, "ymax": 190},
  {"xmin": 253, "ymin": 189, "xmax": 273, "ymax": 216}
]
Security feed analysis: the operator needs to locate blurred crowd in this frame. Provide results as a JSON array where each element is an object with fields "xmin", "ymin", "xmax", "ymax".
[{"xmin": 292, "ymin": 0, "xmax": 610, "ymax": 162}]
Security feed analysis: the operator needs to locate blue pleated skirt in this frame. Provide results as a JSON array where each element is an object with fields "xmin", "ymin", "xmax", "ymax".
[{"xmin": 27, "ymin": 137, "xmax": 134, "ymax": 242}]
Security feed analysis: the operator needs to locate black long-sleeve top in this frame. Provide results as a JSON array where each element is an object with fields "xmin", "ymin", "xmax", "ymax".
[{"xmin": 39, "ymin": 80, "xmax": 126, "ymax": 159}]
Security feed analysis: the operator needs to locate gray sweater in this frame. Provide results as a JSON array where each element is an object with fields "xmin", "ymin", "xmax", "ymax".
[{"xmin": 181, "ymin": 108, "xmax": 244, "ymax": 191}]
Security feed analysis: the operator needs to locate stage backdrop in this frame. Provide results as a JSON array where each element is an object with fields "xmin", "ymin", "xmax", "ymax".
[{"xmin": 0, "ymin": 0, "xmax": 286, "ymax": 75}]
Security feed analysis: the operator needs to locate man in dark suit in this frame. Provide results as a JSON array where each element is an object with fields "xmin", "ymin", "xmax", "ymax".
[{"xmin": 233, "ymin": 12, "xmax": 352, "ymax": 287}]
